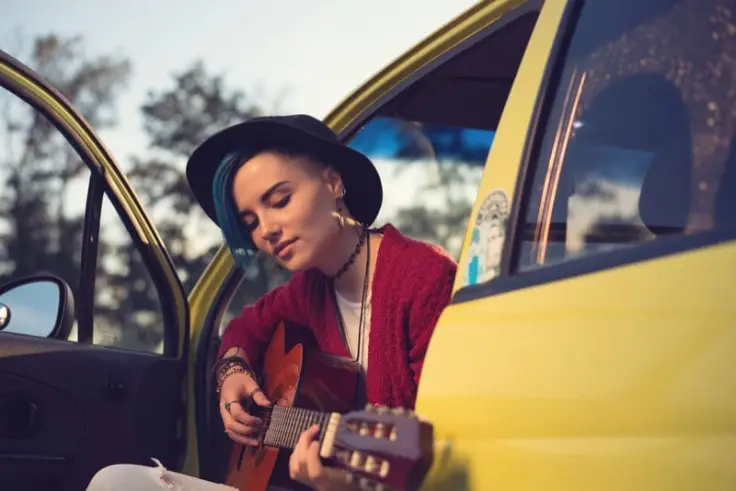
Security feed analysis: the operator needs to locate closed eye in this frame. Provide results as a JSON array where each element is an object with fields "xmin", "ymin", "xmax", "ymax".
[{"xmin": 273, "ymin": 194, "xmax": 291, "ymax": 209}]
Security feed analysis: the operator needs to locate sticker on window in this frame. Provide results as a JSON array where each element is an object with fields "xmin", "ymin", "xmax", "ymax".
[{"xmin": 463, "ymin": 189, "xmax": 509, "ymax": 286}]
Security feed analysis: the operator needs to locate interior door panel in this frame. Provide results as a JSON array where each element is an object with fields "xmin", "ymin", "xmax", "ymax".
[{"xmin": 0, "ymin": 332, "xmax": 184, "ymax": 491}]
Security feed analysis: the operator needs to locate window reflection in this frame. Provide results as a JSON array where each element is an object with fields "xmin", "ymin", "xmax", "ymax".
[
  {"xmin": 517, "ymin": 0, "xmax": 736, "ymax": 272},
  {"xmin": 350, "ymin": 117, "xmax": 494, "ymax": 258}
]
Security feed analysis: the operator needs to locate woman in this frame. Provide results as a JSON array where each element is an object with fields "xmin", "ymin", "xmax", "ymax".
[{"xmin": 86, "ymin": 114, "xmax": 457, "ymax": 491}]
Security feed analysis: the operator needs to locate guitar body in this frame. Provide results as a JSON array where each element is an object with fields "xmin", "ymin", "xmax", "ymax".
[{"xmin": 224, "ymin": 321, "xmax": 362, "ymax": 491}]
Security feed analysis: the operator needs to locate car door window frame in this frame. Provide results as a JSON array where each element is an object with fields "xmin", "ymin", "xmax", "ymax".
[
  {"xmin": 0, "ymin": 51, "xmax": 187, "ymax": 358},
  {"xmin": 450, "ymin": 0, "xmax": 579, "ymax": 303},
  {"xmin": 331, "ymin": 0, "xmax": 544, "ymax": 141},
  {"xmin": 76, "ymin": 172, "xmax": 105, "ymax": 344}
]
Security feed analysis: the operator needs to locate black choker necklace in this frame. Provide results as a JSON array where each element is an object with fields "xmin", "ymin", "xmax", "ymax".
[{"xmin": 331, "ymin": 226, "xmax": 368, "ymax": 280}]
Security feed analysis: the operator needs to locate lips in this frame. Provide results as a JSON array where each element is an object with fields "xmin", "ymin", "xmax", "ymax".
[{"xmin": 273, "ymin": 239, "xmax": 297, "ymax": 259}]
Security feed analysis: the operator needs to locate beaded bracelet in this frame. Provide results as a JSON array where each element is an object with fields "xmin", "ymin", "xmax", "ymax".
[{"xmin": 212, "ymin": 355, "xmax": 255, "ymax": 396}]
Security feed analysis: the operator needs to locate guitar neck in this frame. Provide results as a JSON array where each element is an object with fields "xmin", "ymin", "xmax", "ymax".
[{"xmin": 262, "ymin": 405, "xmax": 341, "ymax": 458}]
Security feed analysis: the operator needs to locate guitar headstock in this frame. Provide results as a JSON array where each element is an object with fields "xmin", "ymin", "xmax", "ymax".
[{"xmin": 321, "ymin": 404, "xmax": 434, "ymax": 491}]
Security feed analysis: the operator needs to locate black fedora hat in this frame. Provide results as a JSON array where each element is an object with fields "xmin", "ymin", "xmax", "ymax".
[{"xmin": 186, "ymin": 114, "xmax": 383, "ymax": 231}]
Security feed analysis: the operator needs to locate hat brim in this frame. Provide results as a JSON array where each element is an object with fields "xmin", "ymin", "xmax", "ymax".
[{"xmin": 186, "ymin": 119, "xmax": 383, "ymax": 229}]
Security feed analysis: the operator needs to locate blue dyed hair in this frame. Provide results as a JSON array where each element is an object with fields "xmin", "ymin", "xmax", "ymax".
[{"xmin": 212, "ymin": 149, "xmax": 258, "ymax": 270}]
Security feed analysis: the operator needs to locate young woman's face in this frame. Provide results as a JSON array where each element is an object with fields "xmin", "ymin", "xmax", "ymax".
[{"xmin": 232, "ymin": 150, "xmax": 343, "ymax": 271}]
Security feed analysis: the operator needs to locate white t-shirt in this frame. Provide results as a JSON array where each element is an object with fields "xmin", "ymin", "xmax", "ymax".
[{"xmin": 334, "ymin": 289, "xmax": 372, "ymax": 373}]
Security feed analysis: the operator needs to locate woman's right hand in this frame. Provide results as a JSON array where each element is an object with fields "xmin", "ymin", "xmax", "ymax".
[{"xmin": 219, "ymin": 371, "xmax": 271, "ymax": 447}]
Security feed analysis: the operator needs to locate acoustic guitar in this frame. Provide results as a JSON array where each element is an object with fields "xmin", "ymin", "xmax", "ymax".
[{"xmin": 223, "ymin": 320, "xmax": 434, "ymax": 491}]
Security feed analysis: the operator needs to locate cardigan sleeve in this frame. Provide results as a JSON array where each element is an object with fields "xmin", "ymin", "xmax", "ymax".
[
  {"xmin": 217, "ymin": 271, "xmax": 312, "ymax": 369},
  {"xmin": 407, "ymin": 249, "xmax": 457, "ymax": 386}
]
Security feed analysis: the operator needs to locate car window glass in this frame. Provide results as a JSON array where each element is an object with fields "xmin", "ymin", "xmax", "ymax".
[
  {"xmin": 350, "ymin": 116, "xmax": 492, "ymax": 258},
  {"xmin": 92, "ymin": 195, "xmax": 166, "ymax": 353},
  {"xmin": 515, "ymin": 0, "xmax": 736, "ymax": 272},
  {"xmin": 0, "ymin": 85, "xmax": 84, "ymax": 305},
  {"xmin": 0, "ymin": 84, "xmax": 168, "ymax": 351}
]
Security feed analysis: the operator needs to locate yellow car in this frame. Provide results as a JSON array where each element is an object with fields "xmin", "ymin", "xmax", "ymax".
[{"xmin": 0, "ymin": 0, "xmax": 734, "ymax": 490}]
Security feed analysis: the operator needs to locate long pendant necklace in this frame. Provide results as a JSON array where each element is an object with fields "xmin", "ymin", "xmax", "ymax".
[
  {"xmin": 331, "ymin": 228, "xmax": 371, "ymax": 367},
  {"xmin": 355, "ymin": 234, "xmax": 371, "ymax": 367}
]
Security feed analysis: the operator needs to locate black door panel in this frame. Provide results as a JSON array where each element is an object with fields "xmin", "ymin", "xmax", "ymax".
[{"xmin": 0, "ymin": 333, "xmax": 184, "ymax": 491}]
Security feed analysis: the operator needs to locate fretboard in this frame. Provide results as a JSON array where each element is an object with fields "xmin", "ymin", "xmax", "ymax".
[{"xmin": 263, "ymin": 405, "xmax": 341, "ymax": 456}]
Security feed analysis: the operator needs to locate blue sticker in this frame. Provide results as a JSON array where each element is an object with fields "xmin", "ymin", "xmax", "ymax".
[{"xmin": 463, "ymin": 190, "xmax": 509, "ymax": 286}]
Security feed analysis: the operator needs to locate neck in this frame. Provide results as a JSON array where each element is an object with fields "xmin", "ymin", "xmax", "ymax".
[
  {"xmin": 261, "ymin": 405, "xmax": 341, "ymax": 457},
  {"xmin": 325, "ymin": 226, "xmax": 371, "ymax": 301}
]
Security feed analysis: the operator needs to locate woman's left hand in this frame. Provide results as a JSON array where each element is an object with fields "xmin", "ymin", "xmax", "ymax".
[
  {"xmin": 289, "ymin": 425, "xmax": 325, "ymax": 488},
  {"xmin": 289, "ymin": 425, "xmax": 352, "ymax": 491}
]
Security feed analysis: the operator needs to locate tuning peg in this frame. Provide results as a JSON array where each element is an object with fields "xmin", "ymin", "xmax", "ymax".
[
  {"xmin": 336, "ymin": 450, "xmax": 351, "ymax": 464},
  {"xmin": 359, "ymin": 423, "xmax": 371, "ymax": 436},
  {"xmin": 350, "ymin": 451, "xmax": 365, "ymax": 469},
  {"xmin": 353, "ymin": 477, "xmax": 388, "ymax": 491},
  {"xmin": 390, "ymin": 407, "xmax": 415, "ymax": 418},
  {"xmin": 379, "ymin": 460, "xmax": 391, "ymax": 478},
  {"xmin": 365, "ymin": 455, "xmax": 379, "ymax": 474},
  {"xmin": 389, "ymin": 427, "xmax": 398, "ymax": 441},
  {"xmin": 375, "ymin": 422, "xmax": 387, "ymax": 439},
  {"xmin": 364, "ymin": 403, "xmax": 375, "ymax": 411}
]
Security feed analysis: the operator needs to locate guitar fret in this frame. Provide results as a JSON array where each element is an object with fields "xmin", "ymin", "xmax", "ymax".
[
  {"xmin": 288, "ymin": 407, "xmax": 297, "ymax": 446},
  {"xmin": 263, "ymin": 405, "xmax": 332, "ymax": 450},
  {"xmin": 290, "ymin": 408, "xmax": 301, "ymax": 446},
  {"xmin": 272, "ymin": 408, "xmax": 283, "ymax": 448}
]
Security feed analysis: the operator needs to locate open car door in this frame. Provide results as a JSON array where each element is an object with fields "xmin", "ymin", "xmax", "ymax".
[{"xmin": 0, "ymin": 51, "xmax": 190, "ymax": 491}]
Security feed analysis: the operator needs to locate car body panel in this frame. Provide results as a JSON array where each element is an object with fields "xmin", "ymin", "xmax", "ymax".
[{"xmin": 416, "ymin": 0, "xmax": 736, "ymax": 489}]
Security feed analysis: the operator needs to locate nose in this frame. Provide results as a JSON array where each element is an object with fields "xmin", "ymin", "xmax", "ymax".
[{"xmin": 259, "ymin": 216, "xmax": 281, "ymax": 244}]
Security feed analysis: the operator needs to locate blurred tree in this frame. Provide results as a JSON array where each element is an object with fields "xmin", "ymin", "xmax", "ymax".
[
  {"xmin": 123, "ymin": 61, "xmax": 290, "ymax": 326},
  {"xmin": 0, "ymin": 33, "xmax": 130, "ymax": 301}
]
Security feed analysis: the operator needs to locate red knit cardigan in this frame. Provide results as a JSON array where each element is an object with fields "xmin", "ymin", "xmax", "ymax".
[{"xmin": 218, "ymin": 224, "xmax": 457, "ymax": 409}]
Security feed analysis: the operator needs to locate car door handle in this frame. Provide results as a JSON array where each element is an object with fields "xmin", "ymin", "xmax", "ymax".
[{"xmin": 0, "ymin": 392, "xmax": 39, "ymax": 439}]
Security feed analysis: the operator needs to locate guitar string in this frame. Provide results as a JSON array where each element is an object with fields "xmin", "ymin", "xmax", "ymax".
[
  {"xmin": 263, "ymin": 406, "xmax": 330, "ymax": 449},
  {"xmin": 261, "ymin": 233, "xmax": 372, "ymax": 450}
]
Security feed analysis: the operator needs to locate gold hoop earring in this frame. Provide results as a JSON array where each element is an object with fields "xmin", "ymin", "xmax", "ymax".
[{"xmin": 335, "ymin": 199, "xmax": 346, "ymax": 229}]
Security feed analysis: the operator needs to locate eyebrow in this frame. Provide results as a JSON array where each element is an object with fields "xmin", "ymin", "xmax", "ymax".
[{"xmin": 238, "ymin": 180, "xmax": 289, "ymax": 217}]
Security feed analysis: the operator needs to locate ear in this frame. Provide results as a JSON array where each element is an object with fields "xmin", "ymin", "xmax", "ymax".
[{"xmin": 322, "ymin": 166, "xmax": 344, "ymax": 198}]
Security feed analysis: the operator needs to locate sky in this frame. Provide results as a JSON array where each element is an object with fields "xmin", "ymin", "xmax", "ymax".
[{"xmin": 1, "ymin": 0, "xmax": 478, "ymax": 164}]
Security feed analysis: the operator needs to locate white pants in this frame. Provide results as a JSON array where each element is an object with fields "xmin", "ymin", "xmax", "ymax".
[{"xmin": 86, "ymin": 460, "xmax": 294, "ymax": 491}]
